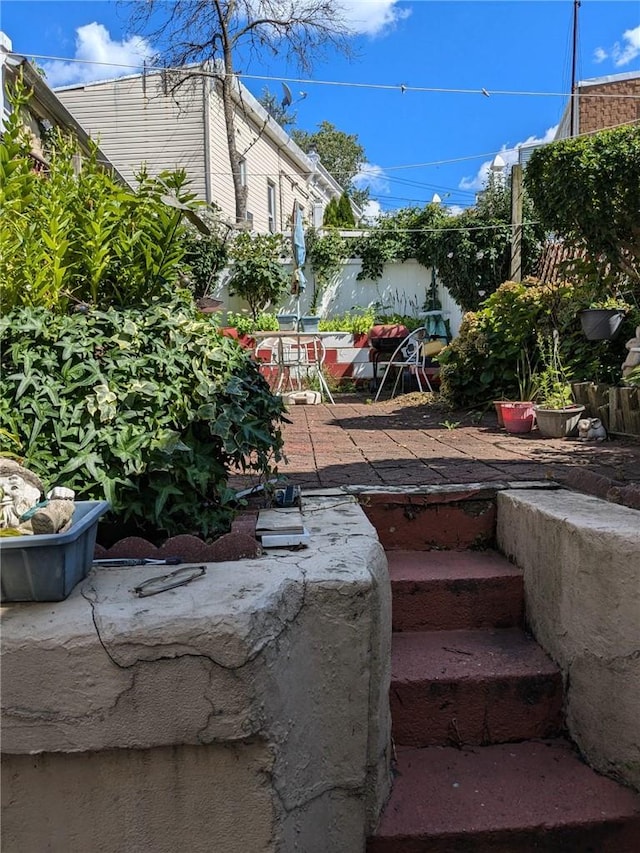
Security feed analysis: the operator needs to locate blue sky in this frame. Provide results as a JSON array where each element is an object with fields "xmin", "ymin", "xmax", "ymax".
[{"xmin": 2, "ymin": 1, "xmax": 639, "ymax": 216}]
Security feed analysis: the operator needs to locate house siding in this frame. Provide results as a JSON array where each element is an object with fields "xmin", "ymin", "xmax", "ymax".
[
  {"xmin": 57, "ymin": 71, "xmax": 341, "ymax": 232},
  {"xmin": 205, "ymin": 80, "xmax": 319, "ymax": 232},
  {"xmin": 57, "ymin": 74, "xmax": 207, "ymax": 198}
]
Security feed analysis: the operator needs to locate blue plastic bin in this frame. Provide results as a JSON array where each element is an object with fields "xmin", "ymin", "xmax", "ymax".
[{"xmin": 0, "ymin": 501, "xmax": 110, "ymax": 602}]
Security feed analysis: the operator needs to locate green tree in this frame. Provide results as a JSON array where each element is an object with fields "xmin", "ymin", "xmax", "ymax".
[
  {"xmin": 524, "ymin": 123, "xmax": 640, "ymax": 286},
  {"xmin": 323, "ymin": 198, "xmax": 339, "ymax": 227},
  {"xmin": 336, "ymin": 192, "xmax": 355, "ymax": 228},
  {"xmin": 227, "ymin": 231, "xmax": 288, "ymax": 319},
  {"xmin": 130, "ymin": 2, "xmax": 354, "ymax": 224},
  {"xmin": 292, "ymin": 120, "xmax": 369, "ymax": 207}
]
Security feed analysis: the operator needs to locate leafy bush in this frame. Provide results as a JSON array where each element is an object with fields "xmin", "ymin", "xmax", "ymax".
[
  {"xmin": 182, "ymin": 206, "xmax": 229, "ymax": 297},
  {"xmin": 224, "ymin": 311, "xmax": 279, "ymax": 336},
  {"xmin": 0, "ymin": 296, "xmax": 284, "ymax": 538},
  {"xmin": 227, "ymin": 231, "xmax": 288, "ymax": 319},
  {"xmin": 351, "ymin": 187, "xmax": 543, "ymax": 310},
  {"xmin": 318, "ymin": 309, "xmax": 376, "ymax": 334},
  {"xmin": 0, "ymin": 76, "xmax": 199, "ymax": 312},
  {"xmin": 306, "ymin": 227, "xmax": 349, "ymax": 312},
  {"xmin": 438, "ymin": 279, "xmax": 637, "ymax": 409},
  {"xmin": 525, "ymin": 124, "xmax": 640, "ymax": 285}
]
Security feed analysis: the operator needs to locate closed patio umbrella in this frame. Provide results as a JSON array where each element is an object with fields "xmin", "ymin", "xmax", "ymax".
[{"xmin": 291, "ymin": 200, "xmax": 306, "ymax": 324}]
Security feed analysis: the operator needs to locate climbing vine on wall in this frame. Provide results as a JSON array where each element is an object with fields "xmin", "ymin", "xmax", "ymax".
[{"xmin": 352, "ymin": 182, "xmax": 543, "ymax": 311}]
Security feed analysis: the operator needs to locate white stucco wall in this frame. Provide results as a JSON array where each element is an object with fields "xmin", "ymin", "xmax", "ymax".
[
  {"xmin": 497, "ymin": 489, "xmax": 640, "ymax": 791},
  {"xmin": 1, "ymin": 496, "xmax": 392, "ymax": 853},
  {"xmin": 217, "ymin": 259, "xmax": 464, "ymax": 338}
]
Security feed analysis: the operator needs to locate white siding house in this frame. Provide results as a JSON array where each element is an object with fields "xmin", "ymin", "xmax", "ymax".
[{"xmin": 55, "ymin": 67, "xmax": 345, "ymax": 232}]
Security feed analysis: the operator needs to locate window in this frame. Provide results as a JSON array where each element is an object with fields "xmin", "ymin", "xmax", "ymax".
[
  {"xmin": 267, "ymin": 181, "xmax": 276, "ymax": 233},
  {"xmin": 239, "ymin": 158, "xmax": 247, "ymax": 187}
]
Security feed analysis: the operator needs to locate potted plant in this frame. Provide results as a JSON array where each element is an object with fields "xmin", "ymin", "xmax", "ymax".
[
  {"xmin": 533, "ymin": 332, "xmax": 585, "ymax": 437},
  {"xmin": 227, "ymin": 232, "xmax": 288, "ymax": 322},
  {"xmin": 497, "ymin": 352, "xmax": 538, "ymax": 433}
]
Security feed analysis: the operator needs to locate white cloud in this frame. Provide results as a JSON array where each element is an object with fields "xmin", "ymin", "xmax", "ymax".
[
  {"xmin": 593, "ymin": 46, "xmax": 608, "ymax": 64},
  {"xmin": 458, "ymin": 125, "xmax": 558, "ymax": 192},
  {"xmin": 340, "ymin": 1, "xmax": 411, "ymax": 37},
  {"xmin": 43, "ymin": 23, "xmax": 154, "ymax": 88},
  {"xmin": 361, "ymin": 199, "xmax": 382, "ymax": 222},
  {"xmin": 612, "ymin": 24, "xmax": 640, "ymax": 67},
  {"xmin": 353, "ymin": 161, "xmax": 390, "ymax": 194}
]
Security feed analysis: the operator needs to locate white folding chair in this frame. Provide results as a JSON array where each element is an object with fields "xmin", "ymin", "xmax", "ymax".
[{"xmin": 374, "ymin": 327, "xmax": 434, "ymax": 402}]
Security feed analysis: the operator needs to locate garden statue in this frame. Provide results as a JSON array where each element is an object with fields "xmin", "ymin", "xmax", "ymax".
[
  {"xmin": 622, "ymin": 326, "xmax": 640, "ymax": 378},
  {"xmin": 577, "ymin": 418, "xmax": 608, "ymax": 442},
  {"xmin": 0, "ymin": 460, "xmax": 75, "ymax": 536}
]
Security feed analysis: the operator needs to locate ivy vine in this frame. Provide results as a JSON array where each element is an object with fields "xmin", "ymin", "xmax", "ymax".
[
  {"xmin": 351, "ymin": 183, "xmax": 544, "ymax": 311},
  {"xmin": 306, "ymin": 227, "xmax": 348, "ymax": 312}
]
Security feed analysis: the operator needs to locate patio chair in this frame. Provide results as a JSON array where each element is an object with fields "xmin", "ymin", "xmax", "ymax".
[
  {"xmin": 256, "ymin": 335, "xmax": 335, "ymax": 403},
  {"xmin": 374, "ymin": 327, "xmax": 436, "ymax": 402}
]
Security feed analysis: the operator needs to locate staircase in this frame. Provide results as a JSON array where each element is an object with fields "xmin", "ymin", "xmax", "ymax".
[{"xmin": 367, "ymin": 549, "xmax": 640, "ymax": 853}]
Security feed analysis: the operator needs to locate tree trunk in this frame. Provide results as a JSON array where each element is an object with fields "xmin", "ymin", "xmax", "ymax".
[{"xmin": 220, "ymin": 51, "xmax": 248, "ymax": 224}]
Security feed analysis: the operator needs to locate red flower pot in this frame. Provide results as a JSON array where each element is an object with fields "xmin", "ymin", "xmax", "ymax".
[{"xmin": 501, "ymin": 402, "xmax": 535, "ymax": 434}]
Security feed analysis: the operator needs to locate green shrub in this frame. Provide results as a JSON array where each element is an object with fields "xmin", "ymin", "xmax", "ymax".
[
  {"xmin": 182, "ymin": 206, "xmax": 229, "ymax": 298},
  {"xmin": 0, "ymin": 296, "xmax": 284, "ymax": 537},
  {"xmin": 227, "ymin": 231, "xmax": 288, "ymax": 319},
  {"xmin": 224, "ymin": 311, "xmax": 279, "ymax": 336},
  {"xmin": 439, "ymin": 279, "xmax": 636, "ymax": 409},
  {"xmin": 318, "ymin": 309, "xmax": 376, "ymax": 334},
  {"xmin": 0, "ymin": 76, "xmax": 199, "ymax": 312}
]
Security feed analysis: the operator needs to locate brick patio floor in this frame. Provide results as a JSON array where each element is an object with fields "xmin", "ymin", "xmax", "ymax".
[{"xmin": 250, "ymin": 394, "xmax": 640, "ymax": 507}]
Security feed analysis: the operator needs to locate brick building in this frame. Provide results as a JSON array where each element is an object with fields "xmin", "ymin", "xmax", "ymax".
[{"xmin": 556, "ymin": 69, "xmax": 640, "ymax": 139}]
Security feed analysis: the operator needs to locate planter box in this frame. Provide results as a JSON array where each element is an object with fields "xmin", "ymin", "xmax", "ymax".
[
  {"xmin": 0, "ymin": 500, "xmax": 110, "ymax": 602},
  {"xmin": 277, "ymin": 314, "xmax": 298, "ymax": 331}
]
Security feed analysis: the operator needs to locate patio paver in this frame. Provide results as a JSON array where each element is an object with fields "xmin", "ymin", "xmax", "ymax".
[{"xmin": 247, "ymin": 396, "xmax": 640, "ymax": 506}]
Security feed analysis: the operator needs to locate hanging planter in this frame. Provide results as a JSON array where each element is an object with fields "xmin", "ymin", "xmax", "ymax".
[{"xmin": 578, "ymin": 309, "xmax": 625, "ymax": 341}]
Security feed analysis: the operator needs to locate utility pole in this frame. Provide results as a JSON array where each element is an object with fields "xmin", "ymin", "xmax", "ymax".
[
  {"xmin": 510, "ymin": 164, "xmax": 523, "ymax": 282},
  {"xmin": 570, "ymin": 0, "xmax": 581, "ymax": 136}
]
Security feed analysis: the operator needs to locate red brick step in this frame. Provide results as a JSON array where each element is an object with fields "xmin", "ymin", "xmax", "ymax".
[
  {"xmin": 368, "ymin": 740, "xmax": 640, "ymax": 853},
  {"xmin": 391, "ymin": 628, "xmax": 563, "ymax": 747},
  {"xmin": 388, "ymin": 550, "xmax": 523, "ymax": 632}
]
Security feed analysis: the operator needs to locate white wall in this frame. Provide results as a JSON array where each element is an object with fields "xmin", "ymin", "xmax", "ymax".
[{"xmin": 216, "ymin": 258, "xmax": 465, "ymax": 338}]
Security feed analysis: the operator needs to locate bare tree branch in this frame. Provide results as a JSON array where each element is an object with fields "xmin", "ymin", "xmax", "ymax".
[{"xmin": 128, "ymin": 0, "xmax": 354, "ymax": 221}]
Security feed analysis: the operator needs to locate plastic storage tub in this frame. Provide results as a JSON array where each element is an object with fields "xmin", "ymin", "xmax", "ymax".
[{"xmin": 0, "ymin": 500, "xmax": 110, "ymax": 602}]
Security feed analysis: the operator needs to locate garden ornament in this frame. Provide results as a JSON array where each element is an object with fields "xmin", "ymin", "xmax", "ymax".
[
  {"xmin": 577, "ymin": 418, "xmax": 608, "ymax": 442},
  {"xmin": 0, "ymin": 460, "xmax": 75, "ymax": 536},
  {"xmin": 622, "ymin": 326, "xmax": 640, "ymax": 378}
]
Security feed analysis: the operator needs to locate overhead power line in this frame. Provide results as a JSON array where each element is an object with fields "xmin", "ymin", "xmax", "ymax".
[{"xmin": 12, "ymin": 51, "xmax": 640, "ymax": 100}]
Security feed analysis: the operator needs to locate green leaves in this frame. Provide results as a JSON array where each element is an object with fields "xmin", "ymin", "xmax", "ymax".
[
  {"xmin": 1, "ymin": 296, "xmax": 284, "ymax": 537},
  {"xmin": 0, "ymin": 79, "xmax": 197, "ymax": 313},
  {"xmin": 525, "ymin": 124, "xmax": 640, "ymax": 285},
  {"xmin": 227, "ymin": 232, "xmax": 288, "ymax": 320}
]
